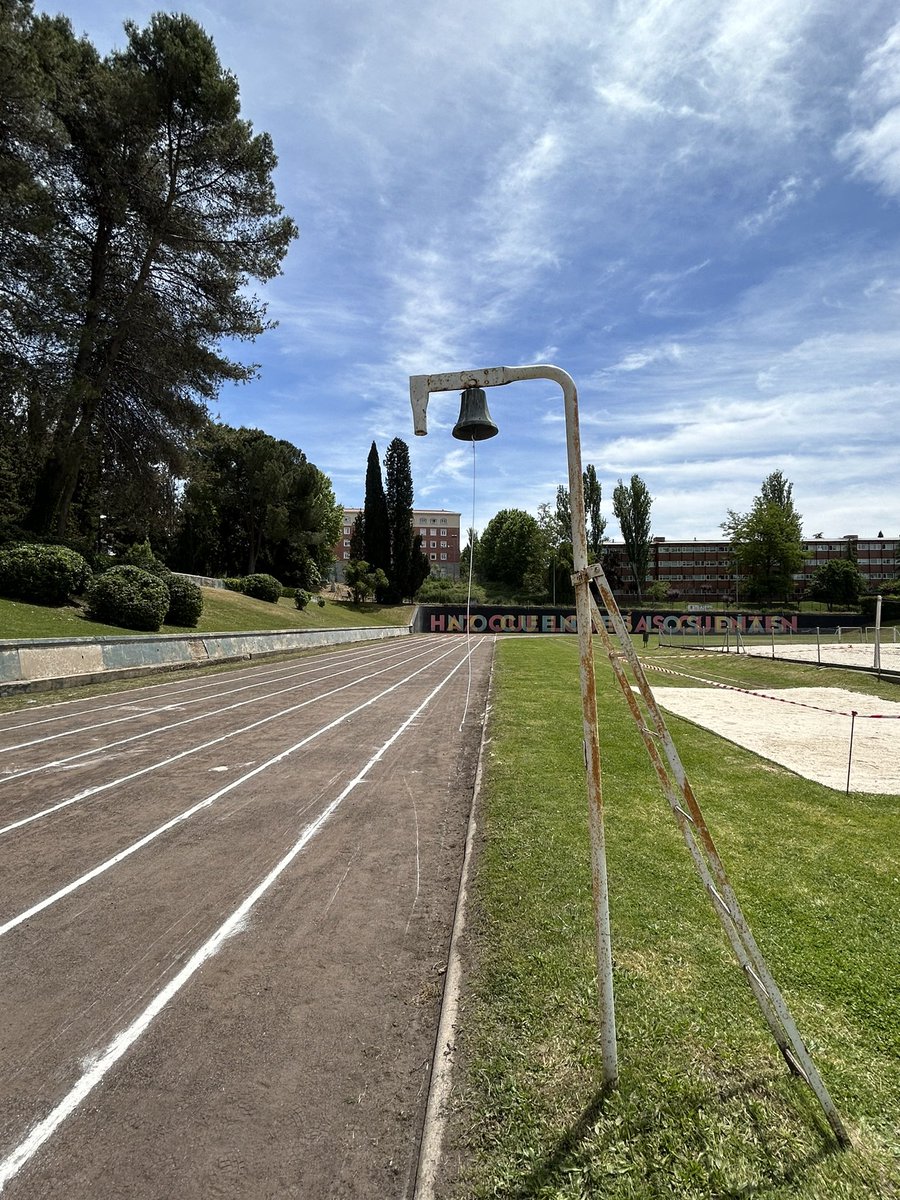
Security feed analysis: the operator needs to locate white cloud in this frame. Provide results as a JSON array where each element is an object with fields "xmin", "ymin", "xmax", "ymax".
[
  {"xmin": 740, "ymin": 175, "xmax": 810, "ymax": 235},
  {"xmin": 837, "ymin": 107, "xmax": 900, "ymax": 194},
  {"xmin": 837, "ymin": 19, "xmax": 900, "ymax": 195}
]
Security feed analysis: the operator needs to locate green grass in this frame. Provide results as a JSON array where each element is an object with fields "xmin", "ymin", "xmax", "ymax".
[
  {"xmin": 0, "ymin": 589, "xmax": 413, "ymax": 640},
  {"xmin": 448, "ymin": 638, "xmax": 899, "ymax": 1198}
]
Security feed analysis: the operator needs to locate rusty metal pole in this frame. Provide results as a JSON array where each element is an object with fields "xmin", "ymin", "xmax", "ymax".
[{"xmin": 409, "ymin": 364, "xmax": 618, "ymax": 1088}]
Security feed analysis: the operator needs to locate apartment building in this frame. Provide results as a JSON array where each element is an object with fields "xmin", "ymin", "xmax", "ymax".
[
  {"xmin": 333, "ymin": 507, "xmax": 462, "ymax": 581},
  {"xmin": 603, "ymin": 535, "xmax": 898, "ymax": 603}
]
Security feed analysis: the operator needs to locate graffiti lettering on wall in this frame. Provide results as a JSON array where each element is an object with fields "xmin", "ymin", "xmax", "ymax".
[
  {"xmin": 429, "ymin": 613, "xmax": 578, "ymax": 633},
  {"xmin": 426, "ymin": 609, "xmax": 801, "ymax": 635}
]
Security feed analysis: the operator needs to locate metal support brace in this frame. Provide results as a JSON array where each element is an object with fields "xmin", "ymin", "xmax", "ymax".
[{"xmin": 576, "ymin": 560, "xmax": 850, "ymax": 1147}]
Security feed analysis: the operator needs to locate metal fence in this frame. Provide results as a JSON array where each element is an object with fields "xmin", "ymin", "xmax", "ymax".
[{"xmin": 657, "ymin": 624, "xmax": 900, "ymax": 671}]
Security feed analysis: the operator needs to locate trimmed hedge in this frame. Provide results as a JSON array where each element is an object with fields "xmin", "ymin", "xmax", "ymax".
[
  {"xmin": 86, "ymin": 565, "xmax": 170, "ymax": 631},
  {"xmin": 294, "ymin": 589, "xmax": 311, "ymax": 610},
  {"xmin": 0, "ymin": 543, "xmax": 92, "ymax": 605},
  {"xmin": 241, "ymin": 573, "xmax": 282, "ymax": 603},
  {"xmin": 165, "ymin": 575, "xmax": 204, "ymax": 627},
  {"xmin": 861, "ymin": 594, "xmax": 900, "ymax": 622}
]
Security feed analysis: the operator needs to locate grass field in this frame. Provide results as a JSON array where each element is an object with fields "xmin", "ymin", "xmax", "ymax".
[
  {"xmin": 447, "ymin": 638, "xmax": 899, "ymax": 1198},
  {"xmin": 0, "ymin": 588, "xmax": 413, "ymax": 640}
]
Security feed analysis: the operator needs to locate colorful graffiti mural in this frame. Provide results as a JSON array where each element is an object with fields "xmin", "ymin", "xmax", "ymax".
[{"xmin": 417, "ymin": 606, "xmax": 806, "ymax": 635}]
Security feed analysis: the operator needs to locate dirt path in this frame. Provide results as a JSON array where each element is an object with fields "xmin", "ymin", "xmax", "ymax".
[{"xmin": 0, "ymin": 636, "xmax": 493, "ymax": 1198}]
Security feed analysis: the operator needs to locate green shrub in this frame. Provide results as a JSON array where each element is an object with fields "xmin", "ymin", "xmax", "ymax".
[
  {"xmin": 294, "ymin": 589, "xmax": 311, "ymax": 610},
  {"xmin": 415, "ymin": 577, "xmax": 486, "ymax": 604},
  {"xmin": 86, "ymin": 565, "xmax": 170, "ymax": 631},
  {"xmin": 223, "ymin": 577, "xmax": 244, "ymax": 592},
  {"xmin": 0, "ymin": 542, "xmax": 92, "ymax": 605},
  {"xmin": 120, "ymin": 538, "xmax": 167, "ymax": 576},
  {"xmin": 241, "ymin": 573, "xmax": 282, "ymax": 603},
  {"xmin": 165, "ymin": 575, "xmax": 204, "ymax": 627},
  {"xmin": 860, "ymin": 594, "xmax": 900, "ymax": 622},
  {"xmin": 281, "ymin": 585, "xmax": 297, "ymax": 599}
]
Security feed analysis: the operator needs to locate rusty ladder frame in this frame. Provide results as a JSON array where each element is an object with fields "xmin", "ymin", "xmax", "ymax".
[{"xmin": 578, "ymin": 560, "xmax": 850, "ymax": 1147}]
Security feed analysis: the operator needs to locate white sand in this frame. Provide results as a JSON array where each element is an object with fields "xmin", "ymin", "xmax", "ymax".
[
  {"xmin": 738, "ymin": 642, "xmax": 900, "ymax": 670},
  {"xmin": 651, "ymin": 685, "xmax": 900, "ymax": 794}
]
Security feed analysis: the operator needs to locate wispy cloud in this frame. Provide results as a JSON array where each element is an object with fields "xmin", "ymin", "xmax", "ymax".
[{"xmin": 47, "ymin": 0, "xmax": 900, "ymax": 544}]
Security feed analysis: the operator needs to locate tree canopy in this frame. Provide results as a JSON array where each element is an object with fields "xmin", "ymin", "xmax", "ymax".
[
  {"xmin": 612, "ymin": 475, "xmax": 653, "ymax": 601},
  {"xmin": 1, "ymin": 5, "xmax": 297, "ymax": 542},
  {"xmin": 477, "ymin": 508, "xmax": 545, "ymax": 594},
  {"xmin": 362, "ymin": 441, "xmax": 390, "ymax": 599},
  {"xmin": 806, "ymin": 558, "xmax": 866, "ymax": 610},
  {"xmin": 175, "ymin": 422, "xmax": 341, "ymax": 584},
  {"xmin": 723, "ymin": 471, "xmax": 805, "ymax": 604},
  {"xmin": 384, "ymin": 438, "xmax": 428, "ymax": 602}
]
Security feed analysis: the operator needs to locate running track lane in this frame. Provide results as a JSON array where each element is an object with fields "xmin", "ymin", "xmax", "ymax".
[{"xmin": 0, "ymin": 634, "xmax": 493, "ymax": 1198}]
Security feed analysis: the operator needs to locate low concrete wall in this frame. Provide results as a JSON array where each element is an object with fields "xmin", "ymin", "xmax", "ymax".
[
  {"xmin": 171, "ymin": 571, "xmax": 227, "ymax": 589},
  {"xmin": 0, "ymin": 625, "xmax": 411, "ymax": 696}
]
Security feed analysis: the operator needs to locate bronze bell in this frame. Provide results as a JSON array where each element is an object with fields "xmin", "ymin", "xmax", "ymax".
[{"xmin": 451, "ymin": 386, "xmax": 499, "ymax": 441}]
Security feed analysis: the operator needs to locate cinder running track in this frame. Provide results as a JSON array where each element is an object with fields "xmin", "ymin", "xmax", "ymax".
[{"xmin": 0, "ymin": 634, "xmax": 493, "ymax": 1199}]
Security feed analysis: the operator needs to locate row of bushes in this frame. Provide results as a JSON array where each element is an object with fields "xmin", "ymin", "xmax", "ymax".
[
  {"xmin": 0, "ymin": 545, "xmax": 329, "ymax": 631},
  {"xmin": 223, "ymin": 573, "xmax": 283, "ymax": 603},
  {"xmin": 224, "ymin": 572, "xmax": 325, "ymax": 612},
  {"xmin": 0, "ymin": 543, "xmax": 203, "ymax": 631}
]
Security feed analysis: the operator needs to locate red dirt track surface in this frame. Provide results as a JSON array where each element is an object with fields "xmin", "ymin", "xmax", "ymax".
[{"xmin": 0, "ymin": 634, "xmax": 493, "ymax": 1198}]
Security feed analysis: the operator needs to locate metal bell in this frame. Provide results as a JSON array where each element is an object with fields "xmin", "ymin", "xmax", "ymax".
[{"xmin": 451, "ymin": 387, "xmax": 499, "ymax": 441}]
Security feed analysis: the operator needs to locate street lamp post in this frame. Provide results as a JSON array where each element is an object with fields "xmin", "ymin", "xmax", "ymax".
[{"xmin": 409, "ymin": 363, "xmax": 618, "ymax": 1087}]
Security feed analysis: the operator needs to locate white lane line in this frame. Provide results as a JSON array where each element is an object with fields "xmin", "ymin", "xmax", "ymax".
[
  {"xmin": 0, "ymin": 641, "xmax": 419, "ymax": 754},
  {"xmin": 0, "ymin": 639, "xmax": 422, "ymax": 736},
  {"xmin": 0, "ymin": 640, "xmax": 480, "ymax": 936},
  {"xmin": 0, "ymin": 640, "xmax": 480, "ymax": 1193},
  {"xmin": 0, "ymin": 641, "xmax": 456, "ymax": 837},
  {"xmin": 0, "ymin": 640, "xmax": 445, "ymax": 788}
]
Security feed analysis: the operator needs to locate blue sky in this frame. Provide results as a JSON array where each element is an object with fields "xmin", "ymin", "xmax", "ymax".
[{"xmin": 41, "ymin": 0, "xmax": 900, "ymax": 541}]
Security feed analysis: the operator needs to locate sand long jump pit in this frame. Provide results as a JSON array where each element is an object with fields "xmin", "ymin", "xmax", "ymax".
[{"xmin": 650, "ymin": 685, "xmax": 900, "ymax": 794}]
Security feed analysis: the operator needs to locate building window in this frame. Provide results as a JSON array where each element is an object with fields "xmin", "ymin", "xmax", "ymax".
[
  {"xmin": 430, "ymin": 553, "xmax": 437, "ymax": 560},
  {"xmin": 343, "ymin": 540, "xmax": 350, "ymax": 547},
  {"xmin": 440, "ymin": 553, "xmax": 447, "ymax": 560}
]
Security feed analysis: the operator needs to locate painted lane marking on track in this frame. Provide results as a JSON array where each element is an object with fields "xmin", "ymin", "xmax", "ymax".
[
  {"xmin": 0, "ymin": 640, "xmax": 447, "ymax": 788},
  {"xmin": 0, "ymin": 642, "xmax": 459, "ymax": 838},
  {"xmin": 0, "ymin": 642, "xmax": 421, "ymax": 754},
  {"xmin": 0, "ymin": 640, "xmax": 483, "ymax": 937},
  {"xmin": 0, "ymin": 640, "xmax": 416, "ymax": 736},
  {"xmin": 0, "ymin": 640, "xmax": 481, "ymax": 1193}
]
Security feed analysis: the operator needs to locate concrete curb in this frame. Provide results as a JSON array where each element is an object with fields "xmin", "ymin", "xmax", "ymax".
[
  {"xmin": 414, "ymin": 642, "xmax": 496, "ymax": 1200},
  {"xmin": 0, "ymin": 625, "xmax": 411, "ymax": 696}
]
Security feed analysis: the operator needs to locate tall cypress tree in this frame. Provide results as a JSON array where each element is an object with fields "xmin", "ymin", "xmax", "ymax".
[
  {"xmin": 363, "ymin": 441, "xmax": 390, "ymax": 599},
  {"xmin": 384, "ymin": 437, "xmax": 416, "ymax": 602}
]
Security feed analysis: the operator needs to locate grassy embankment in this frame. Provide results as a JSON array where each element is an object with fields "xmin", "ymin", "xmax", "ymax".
[
  {"xmin": 448, "ymin": 638, "xmax": 899, "ymax": 1199},
  {"xmin": 0, "ymin": 587, "xmax": 413, "ymax": 641}
]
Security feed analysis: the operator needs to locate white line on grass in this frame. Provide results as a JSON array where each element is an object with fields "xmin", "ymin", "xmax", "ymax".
[
  {"xmin": 0, "ymin": 639, "xmax": 481, "ymax": 1193},
  {"xmin": 0, "ymin": 639, "xmax": 477, "ymax": 936}
]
